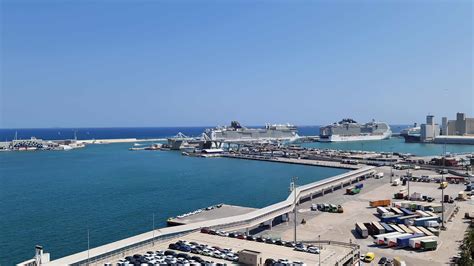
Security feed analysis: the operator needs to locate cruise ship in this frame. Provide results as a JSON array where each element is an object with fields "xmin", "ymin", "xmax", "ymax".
[
  {"xmin": 319, "ymin": 119, "xmax": 392, "ymax": 142},
  {"xmin": 203, "ymin": 121, "xmax": 299, "ymax": 142}
]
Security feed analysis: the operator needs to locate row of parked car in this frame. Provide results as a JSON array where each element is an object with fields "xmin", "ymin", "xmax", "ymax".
[
  {"xmin": 200, "ymin": 228, "xmax": 320, "ymax": 254},
  {"xmin": 114, "ymin": 249, "xmax": 225, "ymax": 266},
  {"xmin": 169, "ymin": 240, "xmax": 238, "ymax": 262}
]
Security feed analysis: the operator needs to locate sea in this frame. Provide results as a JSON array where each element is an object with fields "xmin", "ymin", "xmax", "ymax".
[{"xmin": 0, "ymin": 126, "xmax": 472, "ymax": 264}]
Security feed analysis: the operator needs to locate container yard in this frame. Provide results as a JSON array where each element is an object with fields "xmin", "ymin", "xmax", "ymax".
[{"xmin": 254, "ymin": 166, "xmax": 472, "ymax": 266}]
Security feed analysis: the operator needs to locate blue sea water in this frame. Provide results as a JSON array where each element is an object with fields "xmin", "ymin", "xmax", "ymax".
[
  {"xmin": 0, "ymin": 126, "xmax": 324, "ymax": 141},
  {"xmin": 0, "ymin": 142, "xmax": 347, "ymax": 264}
]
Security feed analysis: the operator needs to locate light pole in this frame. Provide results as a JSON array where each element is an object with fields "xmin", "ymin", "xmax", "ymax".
[
  {"xmin": 318, "ymin": 234, "xmax": 321, "ymax": 266},
  {"xmin": 406, "ymin": 169, "xmax": 411, "ymax": 198},
  {"xmin": 390, "ymin": 146, "xmax": 394, "ymax": 183},
  {"xmin": 441, "ymin": 144, "xmax": 446, "ymax": 230},
  {"xmin": 291, "ymin": 176, "xmax": 298, "ymax": 243}
]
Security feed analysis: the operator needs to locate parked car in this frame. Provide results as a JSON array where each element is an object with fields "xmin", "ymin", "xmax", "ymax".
[
  {"xmin": 307, "ymin": 246, "xmax": 320, "ymax": 254},
  {"xmin": 363, "ymin": 252, "xmax": 375, "ymax": 262},
  {"xmin": 265, "ymin": 258, "xmax": 276, "ymax": 266}
]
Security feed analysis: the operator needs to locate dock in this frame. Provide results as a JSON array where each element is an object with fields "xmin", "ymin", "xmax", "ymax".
[
  {"xmin": 167, "ymin": 204, "xmax": 257, "ymax": 226},
  {"xmin": 223, "ymin": 154, "xmax": 362, "ymax": 169}
]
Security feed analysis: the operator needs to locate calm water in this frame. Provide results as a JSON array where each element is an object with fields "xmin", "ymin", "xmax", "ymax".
[
  {"xmin": 0, "ymin": 143, "xmax": 347, "ymax": 264},
  {"xmin": 302, "ymin": 137, "xmax": 474, "ymax": 156},
  {"xmin": 0, "ymin": 126, "xmax": 323, "ymax": 141}
]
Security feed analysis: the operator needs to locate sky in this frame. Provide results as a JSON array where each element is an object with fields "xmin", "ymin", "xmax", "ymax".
[{"xmin": 1, "ymin": 0, "xmax": 472, "ymax": 128}]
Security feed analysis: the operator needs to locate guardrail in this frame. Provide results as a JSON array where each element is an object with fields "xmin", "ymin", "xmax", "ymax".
[{"xmin": 35, "ymin": 166, "xmax": 375, "ymax": 265}]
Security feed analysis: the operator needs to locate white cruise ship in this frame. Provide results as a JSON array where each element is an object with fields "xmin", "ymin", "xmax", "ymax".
[
  {"xmin": 204, "ymin": 121, "xmax": 299, "ymax": 142},
  {"xmin": 319, "ymin": 119, "xmax": 392, "ymax": 142}
]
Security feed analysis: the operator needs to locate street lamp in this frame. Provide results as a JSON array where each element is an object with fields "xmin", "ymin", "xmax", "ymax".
[
  {"xmin": 290, "ymin": 176, "xmax": 299, "ymax": 243},
  {"xmin": 318, "ymin": 234, "xmax": 321, "ymax": 266},
  {"xmin": 390, "ymin": 146, "xmax": 394, "ymax": 183},
  {"xmin": 440, "ymin": 145, "xmax": 447, "ymax": 230}
]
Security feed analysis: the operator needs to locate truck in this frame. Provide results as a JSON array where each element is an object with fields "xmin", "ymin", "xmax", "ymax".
[
  {"xmin": 355, "ymin": 222, "xmax": 368, "ymax": 238},
  {"xmin": 370, "ymin": 199, "xmax": 391, "ymax": 207},
  {"xmin": 396, "ymin": 233, "xmax": 425, "ymax": 248},
  {"xmin": 421, "ymin": 239, "xmax": 437, "ymax": 251},
  {"xmin": 387, "ymin": 233, "xmax": 412, "ymax": 247},
  {"xmin": 346, "ymin": 186, "xmax": 355, "ymax": 194},
  {"xmin": 414, "ymin": 217, "xmax": 439, "ymax": 226},
  {"xmin": 377, "ymin": 206, "xmax": 389, "ymax": 215},
  {"xmin": 375, "ymin": 172, "xmax": 384, "ymax": 179},
  {"xmin": 371, "ymin": 221, "xmax": 385, "ymax": 235},
  {"xmin": 396, "ymin": 215, "xmax": 419, "ymax": 225},
  {"xmin": 381, "ymin": 214, "xmax": 402, "ymax": 223},
  {"xmin": 425, "ymin": 220, "xmax": 440, "ymax": 228},
  {"xmin": 409, "ymin": 236, "xmax": 437, "ymax": 249},
  {"xmin": 349, "ymin": 187, "xmax": 361, "ymax": 195},
  {"xmin": 373, "ymin": 232, "xmax": 402, "ymax": 245},
  {"xmin": 392, "ymin": 179, "xmax": 401, "ymax": 186}
]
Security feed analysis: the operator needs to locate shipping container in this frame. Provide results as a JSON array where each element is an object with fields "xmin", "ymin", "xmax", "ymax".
[
  {"xmin": 364, "ymin": 222, "xmax": 377, "ymax": 236},
  {"xmin": 391, "ymin": 207, "xmax": 404, "ymax": 215},
  {"xmin": 416, "ymin": 210, "xmax": 430, "ymax": 217},
  {"xmin": 370, "ymin": 199, "xmax": 391, "ymax": 207},
  {"xmin": 377, "ymin": 207, "xmax": 389, "ymax": 215},
  {"xmin": 380, "ymin": 222, "xmax": 395, "ymax": 233},
  {"xmin": 372, "ymin": 221, "xmax": 385, "ymax": 235},
  {"xmin": 408, "ymin": 226, "xmax": 424, "ymax": 235},
  {"xmin": 421, "ymin": 239, "xmax": 437, "ymax": 250},
  {"xmin": 397, "ymin": 233, "xmax": 424, "ymax": 248},
  {"xmin": 398, "ymin": 224, "xmax": 414, "ymax": 234},
  {"xmin": 374, "ymin": 232, "xmax": 402, "ymax": 245},
  {"xmin": 427, "ymin": 227, "xmax": 440, "ymax": 236},
  {"xmin": 387, "ymin": 233, "xmax": 412, "ymax": 247},
  {"xmin": 400, "ymin": 208, "xmax": 415, "ymax": 215},
  {"xmin": 414, "ymin": 217, "xmax": 439, "ymax": 226},
  {"xmin": 381, "ymin": 215, "xmax": 402, "ymax": 223},
  {"xmin": 396, "ymin": 215, "xmax": 419, "ymax": 225},
  {"xmin": 417, "ymin": 227, "xmax": 435, "ymax": 237},
  {"xmin": 409, "ymin": 236, "xmax": 437, "ymax": 249},
  {"xmin": 355, "ymin": 222, "xmax": 368, "ymax": 238},
  {"xmin": 390, "ymin": 224, "xmax": 405, "ymax": 233}
]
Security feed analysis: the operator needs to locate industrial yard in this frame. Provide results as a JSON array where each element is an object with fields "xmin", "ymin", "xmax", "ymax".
[{"xmin": 255, "ymin": 166, "xmax": 472, "ymax": 265}]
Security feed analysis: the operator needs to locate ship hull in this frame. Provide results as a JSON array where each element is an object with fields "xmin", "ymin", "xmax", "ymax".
[{"xmin": 319, "ymin": 131, "xmax": 392, "ymax": 142}]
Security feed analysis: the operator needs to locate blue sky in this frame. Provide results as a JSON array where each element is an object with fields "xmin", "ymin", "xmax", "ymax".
[{"xmin": 1, "ymin": 0, "xmax": 472, "ymax": 128}]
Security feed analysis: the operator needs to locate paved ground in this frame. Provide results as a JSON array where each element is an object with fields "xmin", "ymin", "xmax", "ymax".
[
  {"xmin": 107, "ymin": 232, "xmax": 353, "ymax": 265},
  {"xmin": 252, "ymin": 167, "xmax": 473, "ymax": 266},
  {"xmin": 168, "ymin": 204, "xmax": 256, "ymax": 225}
]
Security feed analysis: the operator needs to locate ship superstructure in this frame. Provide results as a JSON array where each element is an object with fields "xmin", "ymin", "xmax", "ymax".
[{"xmin": 319, "ymin": 119, "xmax": 391, "ymax": 142}]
